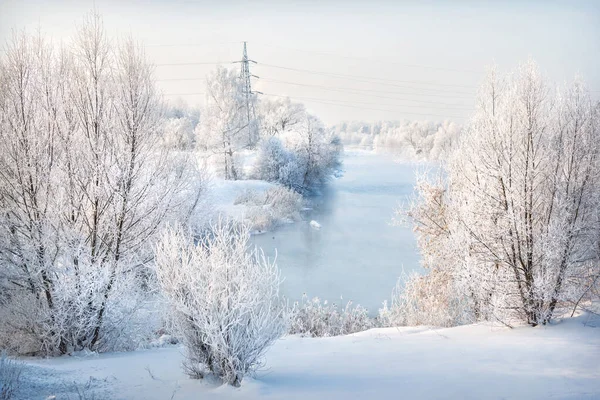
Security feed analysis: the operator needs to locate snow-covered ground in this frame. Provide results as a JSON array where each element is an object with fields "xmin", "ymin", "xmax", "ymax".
[
  {"xmin": 18, "ymin": 314, "xmax": 600, "ymax": 399},
  {"xmin": 208, "ymin": 178, "xmax": 275, "ymax": 220}
]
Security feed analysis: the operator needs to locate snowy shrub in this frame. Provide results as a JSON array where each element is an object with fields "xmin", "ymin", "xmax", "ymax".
[
  {"xmin": 0, "ymin": 352, "xmax": 23, "ymax": 400},
  {"xmin": 251, "ymin": 137, "xmax": 304, "ymax": 191},
  {"xmin": 154, "ymin": 221, "xmax": 287, "ymax": 386},
  {"xmin": 0, "ymin": 264, "xmax": 162, "ymax": 355},
  {"xmin": 234, "ymin": 186, "xmax": 303, "ymax": 232},
  {"xmin": 290, "ymin": 295, "xmax": 374, "ymax": 337}
]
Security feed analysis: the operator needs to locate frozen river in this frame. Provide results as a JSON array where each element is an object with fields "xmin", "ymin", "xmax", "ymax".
[{"xmin": 251, "ymin": 150, "xmax": 423, "ymax": 314}]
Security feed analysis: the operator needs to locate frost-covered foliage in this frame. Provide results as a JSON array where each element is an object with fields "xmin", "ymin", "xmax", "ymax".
[
  {"xmin": 162, "ymin": 117, "xmax": 196, "ymax": 150},
  {"xmin": 399, "ymin": 61, "xmax": 600, "ymax": 327},
  {"xmin": 234, "ymin": 186, "xmax": 303, "ymax": 232},
  {"xmin": 250, "ymin": 137, "xmax": 300, "ymax": 188},
  {"xmin": 154, "ymin": 221, "xmax": 287, "ymax": 387},
  {"xmin": 258, "ymin": 97, "xmax": 305, "ymax": 137},
  {"xmin": 0, "ymin": 352, "xmax": 22, "ymax": 400},
  {"xmin": 335, "ymin": 120, "xmax": 461, "ymax": 160},
  {"xmin": 165, "ymin": 98, "xmax": 201, "ymax": 126},
  {"xmin": 0, "ymin": 15, "xmax": 205, "ymax": 355},
  {"xmin": 289, "ymin": 295, "xmax": 374, "ymax": 337},
  {"xmin": 196, "ymin": 66, "xmax": 258, "ymax": 179},
  {"xmin": 162, "ymin": 99, "xmax": 200, "ymax": 150},
  {"xmin": 252, "ymin": 115, "xmax": 342, "ymax": 193}
]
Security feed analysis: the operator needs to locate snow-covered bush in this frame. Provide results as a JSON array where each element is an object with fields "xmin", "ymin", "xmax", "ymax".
[
  {"xmin": 0, "ymin": 269, "xmax": 160, "ymax": 355},
  {"xmin": 0, "ymin": 352, "xmax": 23, "ymax": 400},
  {"xmin": 154, "ymin": 221, "xmax": 287, "ymax": 386},
  {"xmin": 234, "ymin": 186, "xmax": 303, "ymax": 231},
  {"xmin": 290, "ymin": 295, "xmax": 374, "ymax": 337}
]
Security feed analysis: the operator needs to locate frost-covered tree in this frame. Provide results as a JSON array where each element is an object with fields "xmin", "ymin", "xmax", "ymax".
[
  {"xmin": 196, "ymin": 67, "xmax": 249, "ymax": 180},
  {"xmin": 400, "ymin": 61, "xmax": 600, "ymax": 327},
  {"xmin": 253, "ymin": 113, "xmax": 342, "ymax": 193},
  {"xmin": 162, "ymin": 116, "xmax": 196, "ymax": 150},
  {"xmin": 293, "ymin": 114, "xmax": 342, "ymax": 191},
  {"xmin": 258, "ymin": 97, "xmax": 305, "ymax": 138},
  {"xmin": 154, "ymin": 221, "xmax": 286, "ymax": 386},
  {"xmin": 0, "ymin": 31, "xmax": 74, "ymax": 354}
]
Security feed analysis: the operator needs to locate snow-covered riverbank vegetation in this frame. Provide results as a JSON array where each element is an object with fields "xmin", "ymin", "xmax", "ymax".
[
  {"xmin": 160, "ymin": 67, "xmax": 342, "ymax": 227},
  {"xmin": 334, "ymin": 119, "xmax": 461, "ymax": 160},
  {"xmin": 191, "ymin": 67, "xmax": 341, "ymax": 193},
  {"xmin": 391, "ymin": 62, "xmax": 600, "ymax": 328}
]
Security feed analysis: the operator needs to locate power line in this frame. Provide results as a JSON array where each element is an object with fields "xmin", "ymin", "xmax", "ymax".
[
  {"xmin": 162, "ymin": 89, "xmax": 467, "ymax": 119},
  {"xmin": 254, "ymin": 42, "xmax": 482, "ymax": 74},
  {"xmin": 257, "ymin": 80, "xmax": 474, "ymax": 109},
  {"xmin": 258, "ymin": 63, "xmax": 472, "ymax": 95},
  {"xmin": 256, "ymin": 77, "xmax": 475, "ymax": 100},
  {"xmin": 157, "ymin": 77, "xmax": 475, "ymax": 107},
  {"xmin": 260, "ymin": 92, "xmax": 473, "ymax": 111},
  {"xmin": 256, "ymin": 62, "xmax": 478, "ymax": 90},
  {"xmin": 259, "ymin": 92, "xmax": 467, "ymax": 119},
  {"xmin": 255, "ymin": 65, "xmax": 475, "ymax": 95},
  {"xmin": 155, "ymin": 61, "xmax": 235, "ymax": 66},
  {"xmin": 146, "ymin": 41, "xmax": 243, "ymax": 48},
  {"xmin": 259, "ymin": 76, "xmax": 474, "ymax": 97},
  {"xmin": 155, "ymin": 61, "xmax": 477, "ymax": 89}
]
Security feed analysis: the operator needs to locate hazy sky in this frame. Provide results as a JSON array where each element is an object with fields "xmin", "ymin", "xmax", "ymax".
[{"xmin": 1, "ymin": 0, "xmax": 599, "ymax": 124}]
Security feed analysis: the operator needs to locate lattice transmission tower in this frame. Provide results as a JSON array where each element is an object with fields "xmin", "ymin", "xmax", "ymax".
[{"xmin": 237, "ymin": 41, "xmax": 259, "ymax": 146}]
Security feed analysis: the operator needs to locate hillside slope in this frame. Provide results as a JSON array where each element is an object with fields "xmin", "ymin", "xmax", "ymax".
[{"xmin": 18, "ymin": 314, "xmax": 600, "ymax": 400}]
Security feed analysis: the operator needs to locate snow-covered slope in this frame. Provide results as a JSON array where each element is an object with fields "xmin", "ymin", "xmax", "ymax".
[{"xmin": 19, "ymin": 315, "xmax": 600, "ymax": 400}]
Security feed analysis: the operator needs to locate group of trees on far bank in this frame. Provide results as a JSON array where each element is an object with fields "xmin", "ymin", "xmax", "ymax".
[{"xmin": 334, "ymin": 119, "xmax": 461, "ymax": 161}]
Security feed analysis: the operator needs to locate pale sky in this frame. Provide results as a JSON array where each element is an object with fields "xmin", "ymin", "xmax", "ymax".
[{"xmin": 1, "ymin": 0, "xmax": 599, "ymax": 124}]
